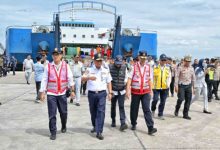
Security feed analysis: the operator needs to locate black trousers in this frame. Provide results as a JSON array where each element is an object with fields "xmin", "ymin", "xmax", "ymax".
[
  {"xmin": 212, "ymin": 81, "xmax": 219, "ymax": 98},
  {"xmin": 12, "ymin": 66, "xmax": 16, "ymax": 75},
  {"xmin": 175, "ymin": 84, "xmax": 192, "ymax": 117},
  {"xmin": 80, "ymin": 81, "xmax": 87, "ymax": 94},
  {"xmin": 217, "ymin": 81, "xmax": 220, "ymax": 91},
  {"xmin": 170, "ymin": 77, "xmax": 175, "ymax": 95},
  {"xmin": 35, "ymin": 81, "xmax": 41, "ymax": 99},
  {"xmin": 207, "ymin": 80, "xmax": 214, "ymax": 100},
  {"xmin": 47, "ymin": 95, "xmax": 67, "ymax": 135},
  {"xmin": 130, "ymin": 93, "xmax": 154, "ymax": 130},
  {"xmin": 151, "ymin": 89, "xmax": 169, "ymax": 116},
  {"xmin": 111, "ymin": 92, "xmax": 126, "ymax": 125}
]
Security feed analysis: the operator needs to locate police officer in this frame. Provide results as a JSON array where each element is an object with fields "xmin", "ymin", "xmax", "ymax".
[
  {"xmin": 39, "ymin": 49, "xmax": 75, "ymax": 140},
  {"xmin": 82, "ymin": 53, "xmax": 112, "ymax": 140},
  {"xmin": 109, "ymin": 55, "xmax": 128, "ymax": 131},
  {"xmin": 151, "ymin": 54, "xmax": 171, "ymax": 120},
  {"xmin": 126, "ymin": 51, "xmax": 157, "ymax": 135},
  {"xmin": 174, "ymin": 55, "xmax": 195, "ymax": 120}
]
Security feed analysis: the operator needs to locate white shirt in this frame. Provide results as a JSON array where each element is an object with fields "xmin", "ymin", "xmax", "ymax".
[
  {"xmin": 83, "ymin": 65, "xmax": 112, "ymax": 91},
  {"xmin": 128, "ymin": 62, "xmax": 153, "ymax": 82},
  {"xmin": 70, "ymin": 61, "xmax": 84, "ymax": 77},
  {"xmin": 23, "ymin": 59, "xmax": 34, "ymax": 71},
  {"xmin": 39, "ymin": 61, "xmax": 74, "ymax": 96}
]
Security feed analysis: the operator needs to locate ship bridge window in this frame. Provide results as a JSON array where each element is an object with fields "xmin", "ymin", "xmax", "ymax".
[
  {"xmin": 73, "ymin": 34, "xmax": 76, "ymax": 38},
  {"xmin": 91, "ymin": 35, "xmax": 94, "ymax": 38},
  {"xmin": 82, "ymin": 35, "xmax": 85, "ymax": 38}
]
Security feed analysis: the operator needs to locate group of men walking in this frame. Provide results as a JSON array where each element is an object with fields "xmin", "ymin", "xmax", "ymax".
[{"xmin": 25, "ymin": 48, "xmax": 219, "ymax": 141}]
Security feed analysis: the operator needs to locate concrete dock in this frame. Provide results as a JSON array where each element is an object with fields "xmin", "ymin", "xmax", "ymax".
[{"xmin": 0, "ymin": 72, "xmax": 220, "ymax": 149}]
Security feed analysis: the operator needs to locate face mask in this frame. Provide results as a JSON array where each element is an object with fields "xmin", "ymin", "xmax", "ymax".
[{"xmin": 202, "ymin": 62, "xmax": 207, "ymax": 68}]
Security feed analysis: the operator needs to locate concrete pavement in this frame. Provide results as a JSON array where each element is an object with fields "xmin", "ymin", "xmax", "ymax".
[{"xmin": 0, "ymin": 72, "xmax": 220, "ymax": 149}]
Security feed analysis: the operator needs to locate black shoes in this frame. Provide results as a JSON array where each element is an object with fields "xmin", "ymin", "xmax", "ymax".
[
  {"xmin": 50, "ymin": 134, "xmax": 56, "ymax": 140},
  {"xmin": 183, "ymin": 116, "xmax": 191, "ymax": 120},
  {"xmin": 75, "ymin": 103, "xmax": 80, "ymax": 106},
  {"xmin": 70, "ymin": 99, "xmax": 73, "ymax": 103},
  {"xmin": 96, "ymin": 133, "xmax": 104, "ymax": 140},
  {"xmin": 111, "ymin": 121, "xmax": 116, "ymax": 127},
  {"xmin": 215, "ymin": 97, "xmax": 220, "ymax": 100},
  {"xmin": 203, "ymin": 110, "xmax": 212, "ymax": 114},
  {"xmin": 61, "ymin": 127, "xmax": 66, "ymax": 133},
  {"xmin": 174, "ymin": 110, "xmax": 178, "ymax": 117},
  {"xmin": 148, "ymin": 128, "xmax": 157, "ymax": 135},
  {"xmin": 120, "ymin": 123, "xmax": 128, "ymax": 131},
  {"xmin": 90, "ymin": 127, "xmax": 96, "ymax": 133},
  {"xmin": 208, "ymin": 99, "xmax": 212, "ymax": 102},
  {"xmin": 131, "ymin": 125, "xmax": 136, "ymax": 130}
]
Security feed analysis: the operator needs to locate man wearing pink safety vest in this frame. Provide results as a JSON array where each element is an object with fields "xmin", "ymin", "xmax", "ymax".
[
  {"xmin": 39, "ymin": 49, "xmax": 75, "ymax": 140},
  {"xmin": 126, "ymin": 51, "xmax": 157, "ymax": 135}
]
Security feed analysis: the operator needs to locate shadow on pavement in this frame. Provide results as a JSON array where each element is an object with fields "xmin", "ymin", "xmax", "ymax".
[{"xmin": 25, "ymin": 128, "xmax": 49, "ymax": 137}]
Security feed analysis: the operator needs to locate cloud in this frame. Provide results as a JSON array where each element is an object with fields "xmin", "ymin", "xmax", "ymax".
[{"xmin": 0, "ymin": 0, "xmax": 220, "ymax": 58}]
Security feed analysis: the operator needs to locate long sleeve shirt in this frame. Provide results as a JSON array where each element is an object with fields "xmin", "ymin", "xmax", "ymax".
[{"xmin": 39, "ymin": 61, "xmax": 74, "ymax": 96}]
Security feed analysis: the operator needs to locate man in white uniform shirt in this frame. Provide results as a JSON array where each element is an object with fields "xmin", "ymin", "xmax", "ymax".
[{"xmin": 82, "ymin": 53, "xmax": 112, "ymax": 140}]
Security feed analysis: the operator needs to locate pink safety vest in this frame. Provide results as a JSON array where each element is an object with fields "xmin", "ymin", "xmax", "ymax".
[
  {"xmin": 47, "ymin": 61, "xmax": 68, "ymax": 94},
  {"xmin": 131, "ymin": 63, "xmax": 151, "ymax": 95}
]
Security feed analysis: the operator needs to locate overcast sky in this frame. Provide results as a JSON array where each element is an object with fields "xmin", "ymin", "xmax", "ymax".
[{"xmin": 0, "ymin": 0, "xmax": 220, "ymax": 58}]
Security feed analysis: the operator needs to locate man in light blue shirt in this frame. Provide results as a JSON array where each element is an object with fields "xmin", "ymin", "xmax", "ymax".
[{"xmin": 33, "ymin": 56, "xmax": 44, "ymax": 103}]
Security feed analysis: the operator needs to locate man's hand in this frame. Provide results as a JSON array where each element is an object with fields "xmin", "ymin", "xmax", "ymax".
[
  {"xmin": 150, "ymin": 90, "xmax": 154, "ymax": 97},
  {"xmin": 175, "ymin": 86, "xmax": 178, "ymax": 93},
  {"xmin": 89, "ymin": 76, "xmax": 96, "ymax": 81},
  {"xmin": 40, "ymin": 92, "xmax": 45, "ymax": 102},
  {"xmin": 70, "ymin": 92, "xmax": 75, "ymax": 99},
  {"xmin": 125, "ymin": 91, "xmax": 130, "ymax": 100},
  {"xmin": 108, "ymin": 93, "xmax": 112, "ymax": 101},
  {"xmin": 192, "ymin": 88, "xmax": 195, "ymax": 95}
]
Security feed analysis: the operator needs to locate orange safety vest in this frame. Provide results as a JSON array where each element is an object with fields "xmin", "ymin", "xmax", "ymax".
[
  {"xmin": 47, "ymin": 61, "xmax": 68, "ymax": 94},
  {"xmin": 131, "ymin": 63, "xmax": 151, "ymax": 95}
]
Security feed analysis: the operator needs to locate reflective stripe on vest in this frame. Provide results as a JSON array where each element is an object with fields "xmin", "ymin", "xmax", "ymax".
[
  {"xmin": 47, "ymin": 62, "xmax": 68, "ymax": 94},
  {"xmin": 131, "ymin": 63, "xmax": 151, "ymax": 95}
]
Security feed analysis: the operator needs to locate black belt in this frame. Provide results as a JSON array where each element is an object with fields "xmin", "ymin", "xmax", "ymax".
[
  {"xmin": 88, "ymin": 90, "xmax": 106, "ymax": 94},
  {"xmin": 74, "ymin": 76, "xmax": 81, "ymax": 78},
  {"xmin": 179, "ymin": 83, "xmax": 192, "ymax": 86}
]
